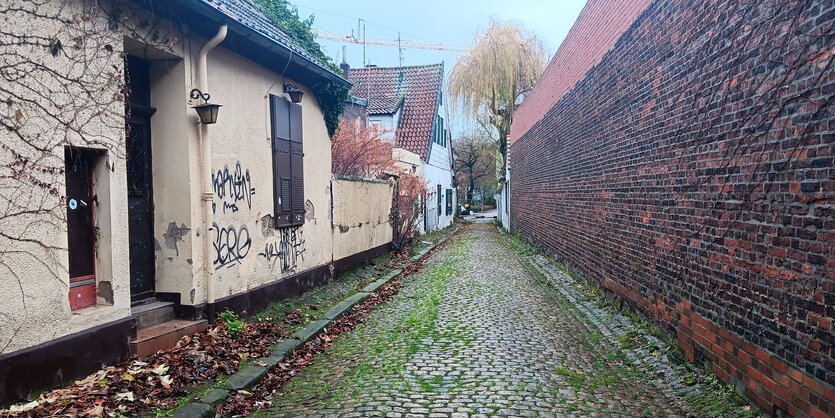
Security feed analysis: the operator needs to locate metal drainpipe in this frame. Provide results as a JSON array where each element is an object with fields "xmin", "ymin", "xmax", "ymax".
[{"xmin": 196, "ymin": 24, "xmax": 227, "ymax": 319}]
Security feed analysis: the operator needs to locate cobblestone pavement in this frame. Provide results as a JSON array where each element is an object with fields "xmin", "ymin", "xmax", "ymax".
[{"xmin": 262, "ymin": 225, "xmax": 756, "ymax": 417}]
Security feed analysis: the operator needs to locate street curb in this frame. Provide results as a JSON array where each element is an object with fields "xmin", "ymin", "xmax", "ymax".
[
  {"xmin": 168, "ymin": 228, "xmax": 457, "ymax": 416},
  {"xmin": 170, "ymin": 401, "xmax": 214, "ymax": 418}
]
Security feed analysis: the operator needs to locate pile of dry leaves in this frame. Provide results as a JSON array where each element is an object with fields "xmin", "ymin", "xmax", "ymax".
[
  {"xmin": 2, "ymin": 321, "xmax": 283, "ymax": 417},
  {"xmin": 219, "ymin": 237, "xmax": 453, "ymax": 416}
]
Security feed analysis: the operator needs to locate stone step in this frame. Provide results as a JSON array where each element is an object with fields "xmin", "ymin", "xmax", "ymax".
[
  {"xmin": 131, "ymin": 301, "xmax": 176, "ymax": 329},
  {"xmin": 130, "ymin": 319, "xmax": 208, "ymax": 358}
]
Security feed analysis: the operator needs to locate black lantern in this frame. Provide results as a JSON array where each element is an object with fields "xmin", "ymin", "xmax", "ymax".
[
  {"xmin": 190, "ymin": 88, "xmax": 222, "ymax": 124},
  {"xmin": 284, "ymin": 84, "xmax": 304, "ymax": 103}
]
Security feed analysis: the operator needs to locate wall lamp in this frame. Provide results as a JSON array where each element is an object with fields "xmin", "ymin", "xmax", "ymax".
[
  {"xmin": 284, "ymin": 84, "xmax": 304, "ymax": 103},
  {"xmin": 190, "ymin": 88, "xmax": 222, "ymax": 124}
]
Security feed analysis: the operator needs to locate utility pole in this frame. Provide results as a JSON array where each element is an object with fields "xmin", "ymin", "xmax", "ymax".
[
  {"xmin": 398, "ymin": 32, "xmax": 403, "ymax": 67},
  {"xmin": 363, "ymin": 21, "xmax": 367, "ymax": 67}
]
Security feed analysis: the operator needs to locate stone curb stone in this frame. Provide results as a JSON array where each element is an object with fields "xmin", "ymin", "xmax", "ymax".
[
  {"xmin": 360, "ymin": 278, "xmax": 389, "ymax": 294},
  {"xmin": 227, "ymin": 365, "xmax": 269, "ymax": 390},
  {"xmin": 384, "ymin": 268, "xmax": 403, "ymax": 280},
  {"xmin": 324, "ymin": 293, "xmax": 368, "ymax": 320},
  {"xmin": 170, "ymin": 402, "xmax": 214, "ymax": 418},
  {"xmin": 292, "ymin": 319, "xmax": 330, "ymax": 342},
  {"xmin": 261, "ymin": 338, "xmax": 302, "ymax": 367},
  {"xmin": 170, "ymin": 232, "xmax": 457, "ymax": 414},
  {"xmin": 199, "ymin": 388, "xmax": 230, "ymax": 406}
]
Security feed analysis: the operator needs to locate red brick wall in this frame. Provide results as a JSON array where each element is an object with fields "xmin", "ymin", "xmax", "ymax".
[
  {"xmin": 510, "ymin": 0, "xmax": 835, "ymax": 416},
  {"xmin": 509, "ymin": 0, "xmax": 652, "ymax": 144}
]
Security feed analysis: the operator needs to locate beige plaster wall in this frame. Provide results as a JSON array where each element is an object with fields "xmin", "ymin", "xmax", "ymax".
[
  {"xmin": 0, "ymin": 0, "xmax": 156, "ymax": 354},
  {"xmin": 1, "ymin": 0, "xmax": 396, "ymax": 354},
  {"xmin": 193, "ymin": 46, "xmax": 335, "ymax": 303},
  {"xmin": 332, "ymin": 179, "xmax": 394, "ymax": 261}
]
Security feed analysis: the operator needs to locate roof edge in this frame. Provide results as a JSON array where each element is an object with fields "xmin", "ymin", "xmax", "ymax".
[{"xmin": 144, "ymin": 0, "xmax": 350, "ymax": 89}]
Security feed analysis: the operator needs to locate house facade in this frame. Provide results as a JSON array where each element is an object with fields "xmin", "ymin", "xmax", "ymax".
[
  {"xmin": 347, "ymin": 64, "xmax": 456, "ymax": 232},
  {"xmin": 0, "ymin": 0, "xmax": 394, "ymax": 403}
]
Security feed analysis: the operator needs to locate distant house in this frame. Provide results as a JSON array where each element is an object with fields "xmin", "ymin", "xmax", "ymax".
[{"xmin": 347, "ymin": 63, "xmax": 456, "ymax": 231}]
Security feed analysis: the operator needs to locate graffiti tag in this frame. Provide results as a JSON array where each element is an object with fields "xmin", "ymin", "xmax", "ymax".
[
  {"xmin": 259, "ymin": 227, "xmax": 306, "ymax": 273},
  {"xmin": 212, "ymin": 162, "xmax": 255, "ymax": 214},
  {"xmin": 212, "ymin": 223, "xmax": 252, "ymax": 269}
]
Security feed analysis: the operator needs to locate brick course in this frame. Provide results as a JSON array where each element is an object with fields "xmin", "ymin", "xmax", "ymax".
[
  {"xmin": 509, "ymin": 0, "xmax": 652, "ymax": 143},
  {"xmin": 510, "ymin": 0, "xmax": 835, "ymax": 416}
]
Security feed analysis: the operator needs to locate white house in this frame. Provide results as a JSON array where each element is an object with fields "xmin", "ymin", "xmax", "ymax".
[{"xmin": 348, "ymin": 63, "xmax": 456, "ymax": 232}]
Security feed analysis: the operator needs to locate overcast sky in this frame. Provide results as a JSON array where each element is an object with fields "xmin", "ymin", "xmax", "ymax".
[{"xmin": 290, "ymin": 0, "xmax": 587, "ymax": 133}]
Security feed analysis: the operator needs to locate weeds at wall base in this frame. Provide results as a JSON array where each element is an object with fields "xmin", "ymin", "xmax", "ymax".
[{"xmin": 496, "ymin": 229, "xmax": 763, "ymax": 418}]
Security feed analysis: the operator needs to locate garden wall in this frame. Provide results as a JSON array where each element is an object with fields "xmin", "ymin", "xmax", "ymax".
[
  {"xmin": 510, "ymin": 1, "xmax": 834, "ymax": 416},
  {"xmin": 331, "ymin": 178, "xmax": 394, "ymax": 267}
]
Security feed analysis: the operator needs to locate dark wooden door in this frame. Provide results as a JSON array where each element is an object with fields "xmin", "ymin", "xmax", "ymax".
[
  {"xmin": 127, "ymin": 109, "xmax": 155, "ymax": 302},
  {"xmin": 65, "ymin": 148, "xmax": 98, "ymax": 310}
]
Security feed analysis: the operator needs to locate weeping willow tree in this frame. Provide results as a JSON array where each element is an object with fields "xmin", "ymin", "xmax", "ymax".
[{"xmin": 449, "ymin": 21, "xmax": 546, "ymax": 170}]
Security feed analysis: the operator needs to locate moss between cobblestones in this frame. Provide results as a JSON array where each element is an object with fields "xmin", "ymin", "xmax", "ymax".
[
  {"xmin": 267, "ymin": 235, "xmax": 471, "ymax": 411},
  {"xmin": 497, "ymin": 230, "xmax": 762, "ymax": 418}
]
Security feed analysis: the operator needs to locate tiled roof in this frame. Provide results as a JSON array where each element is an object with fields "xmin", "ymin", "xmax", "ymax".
[
  {"xmin": 368, "ymin": 97, "xmax": 404, "ymax": 114},
  {"xmin": 349, "ymin": 64, "xmax": 443, "ymax": 159},
  {"xmin": 510, "ymin": 0, "xmax": 652, "ymax": 143},
  {"xmin": 200, "ymin": 0, "xmax": 342, "ymax": 79}
]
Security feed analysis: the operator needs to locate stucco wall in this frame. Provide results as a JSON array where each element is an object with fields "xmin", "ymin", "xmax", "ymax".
[
  {"xmin": 332, "ymin": 179, "xmax": 394, "ymax": 261},
  {"xmin": 0, "ymin": 0, "xmax": 175, "ymax": 354},
  {"xmin": 199, "ymin": 47, "xmax": 335, "ymax": 302},
  {"xmin": 1, "ymin": 0, "xmax": 398, "ymax": 357}
]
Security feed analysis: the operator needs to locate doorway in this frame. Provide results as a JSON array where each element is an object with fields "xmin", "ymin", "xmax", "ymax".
[
  {"xmin": 65, "ymin": 148, "xmax": 102, "ymax": 310},
  {"xmin": 126, "ymin": 55, "xmax": 157, "ymax": 303}
]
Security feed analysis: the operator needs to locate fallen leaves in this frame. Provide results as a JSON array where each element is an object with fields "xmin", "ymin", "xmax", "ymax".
[
  {"xmin": 1, "ymin": 320, "xmax": 284, "ymax": 417},
  {"xmin": 219, "ymin": 237, "xmax": 453, "ymax": 416}
]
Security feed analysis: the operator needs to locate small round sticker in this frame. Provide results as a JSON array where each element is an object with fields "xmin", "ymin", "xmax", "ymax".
[{"xmin": 68, "ymin": 199, "xmax": 78, "ymax": 210}]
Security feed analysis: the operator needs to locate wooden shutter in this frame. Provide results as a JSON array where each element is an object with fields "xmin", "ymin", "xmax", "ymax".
[
  {"xmin": 289, "ymin": 102, "xmax": 304, "ymax": 226},
  {"xmin": 446, "ymin": 189, "xmax": 453, "ymax": 215},
  {"xmin": 270, "ymin": 95, "xmax": 305, "ymax": 228},
  {"xmin": 271, "ymin": 95, "xmax": 292, "ymax": 227}
]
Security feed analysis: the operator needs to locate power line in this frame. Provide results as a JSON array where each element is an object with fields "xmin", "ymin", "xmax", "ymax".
[
  {"xmin": 313, "ymin": 29, "xmax": 469, "ymax": 52},
  {"xmin": 291, "ymin": 1, "xmax": 436, "ymax": 43}
]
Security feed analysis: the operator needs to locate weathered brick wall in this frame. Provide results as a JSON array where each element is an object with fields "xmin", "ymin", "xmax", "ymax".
[
  {"xmin": 509, "ymin": 0, "xmax": 652, "ymax": 143},
  {"xmin": 510, "ymin": 1, "xmax": 834, "ymax": 416}
]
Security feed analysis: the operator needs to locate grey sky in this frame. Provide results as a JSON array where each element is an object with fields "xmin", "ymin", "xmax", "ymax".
[{"xmin": 290, "ymin": 0, "xmax": 587, "ymax": 132}]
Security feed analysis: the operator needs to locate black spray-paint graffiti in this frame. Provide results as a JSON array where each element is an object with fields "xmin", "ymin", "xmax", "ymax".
[
  {"xmin": 211, "ymin": 162, "xmax": 255, "ymax": 214},
  {"xmin": 259, "ymin": 227, "xmax": 306, "ymax": 273},
  {"xmin": 212, "ymin": 223, "xmax": 252, "ymax": 270}
]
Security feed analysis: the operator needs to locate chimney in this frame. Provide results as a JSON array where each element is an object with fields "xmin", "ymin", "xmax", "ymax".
[{"xmin": 340, "ymin": 46, "xmax": 351, "ymax": 79}]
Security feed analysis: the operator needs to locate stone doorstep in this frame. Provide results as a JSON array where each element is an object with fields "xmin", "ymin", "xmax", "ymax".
[
  {"xmin": 129, "ymin": 319, "xmax": 208, "ymax": 358},
  {"xmin": 169, "ymin": 233, "xmax": 456, "ymax": 416}
]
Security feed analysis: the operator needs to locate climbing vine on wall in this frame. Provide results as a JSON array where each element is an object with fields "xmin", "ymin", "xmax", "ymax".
[{"xmin": 254, "ymin": 0, "xmax": 348, "ymax": 136}]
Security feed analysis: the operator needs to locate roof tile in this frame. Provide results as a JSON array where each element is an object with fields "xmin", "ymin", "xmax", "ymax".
[{"xmin": 349, "ymin": 64, "xmax": 443, "ymax": 159}]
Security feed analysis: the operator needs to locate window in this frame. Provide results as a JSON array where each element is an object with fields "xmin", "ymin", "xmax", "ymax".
[
  {"xmin": 445, "ymin": 188, "xmax": 453, "ymax": 216},
  {"xmin": 437, "ymin": 184, "xmax": 442, "ymax": 217},
  {"xmin": 270, "ymin": 94, "xmax": 304, "ymax": 228},
  {"xmin": 432, "ymin": 115, "xmax": 446, "ymax": 147}
]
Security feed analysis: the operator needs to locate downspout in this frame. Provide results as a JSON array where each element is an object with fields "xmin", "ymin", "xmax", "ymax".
[{"xmin": 196, "ymin": 24, "xmax": 227, "ymax": 320}]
